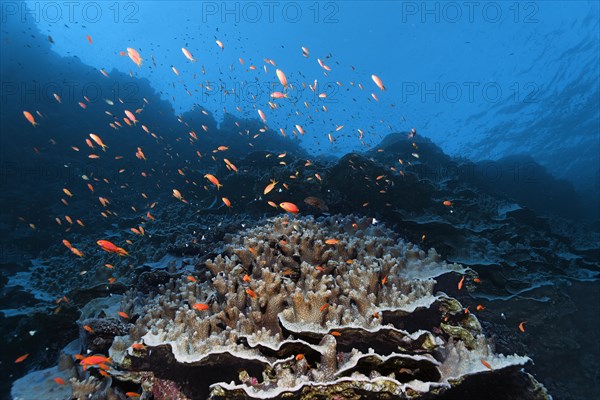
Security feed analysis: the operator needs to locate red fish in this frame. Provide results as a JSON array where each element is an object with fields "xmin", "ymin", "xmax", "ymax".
[
  {"xmin": 97, "ymin": 240, "xmax": 128, "ymax": 256},
  {"xmin": 279, "ymin": 202, "xmax": 299, "ymax": 214},
  {"xmin": 23, "ymin": 111, "xmax": 38, "ymax": 127},
  {"xmin": 480, "ymin": 359, "xmax": 492, "ymax": 370},
  {"xmin": 80, "ymin": 355, "xmax": 111, "ymax": 367},
  {"xmin": 192, "ymin": 303, "xmax": 209, "ymax": 311}
]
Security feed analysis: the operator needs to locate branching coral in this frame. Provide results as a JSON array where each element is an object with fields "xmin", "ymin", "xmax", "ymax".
[{"xmin": 107, "ymin": 215, "xmax": 546, "ymax": 399}]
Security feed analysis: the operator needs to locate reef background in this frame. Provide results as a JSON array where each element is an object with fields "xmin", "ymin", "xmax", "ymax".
[{"xmin": 1, "ymin": 2, "xmax": 599, "ymax": 400}]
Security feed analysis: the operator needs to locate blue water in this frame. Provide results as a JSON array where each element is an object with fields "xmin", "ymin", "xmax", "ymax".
[
  {"xmin": 1, "ymin": 1, "xmax": 599, "ymax": 399},
  {"xmin": 15, "ymin": 0, "xmax": 599, "ymax": 198}
]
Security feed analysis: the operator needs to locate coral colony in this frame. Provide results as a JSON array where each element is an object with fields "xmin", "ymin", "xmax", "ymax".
[{"xmin": 13, "ymin": 216, "xmax": 549, "ymax": 399}]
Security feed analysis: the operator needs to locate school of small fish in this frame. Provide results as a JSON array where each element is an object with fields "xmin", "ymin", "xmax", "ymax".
[{"xmin": 13, "ymin": 31, "xmax": 531, "ymax": 394}]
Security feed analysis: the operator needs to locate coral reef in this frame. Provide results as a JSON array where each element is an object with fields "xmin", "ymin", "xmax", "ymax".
[{"xmin": 104, "ymin": 215, "xmax": 545, "ymax": 399}]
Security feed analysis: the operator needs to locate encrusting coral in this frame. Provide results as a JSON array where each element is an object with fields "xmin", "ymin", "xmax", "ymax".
[{"xmin": 104, "ymin": 215, "xmax": 547, "ymax": 399}]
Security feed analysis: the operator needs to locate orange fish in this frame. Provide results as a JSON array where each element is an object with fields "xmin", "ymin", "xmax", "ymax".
[
  {"xmin": 222, "ymin": 197, "xmax": 232, "ymax": 207},
  {"xmin": 458, "ymin": 276, "xmax": 465, "ymax": 290},
  {"xmin": 62, "ymin": 239, "xmax": 72, "ymax": 249},
  {"xmin": 126, "ymin": 393, "xmax": 141, "ymax": 398},
  {"xmin": 131, "ymin": 343, "xmax": 146, "ymax": 350},
  {"xmin": 242, "ymin": 274, "xmax": 251, "ymax": 282},
  {"xmin": 192, "ymin": 303, "xmax": 209, "ymax": 311},
  {"xmin": 118, "ymin": 311, "xmax": 129, "ymax": 319},
  {"xmin": 204, "ymin": 174, "xmax": 222, "ymax": 189},
  {"xmin": 83, "ymin": 325, "xmax": 94, "ymax": 333},
  {"xmin": 187, "ymin": 276, "xmax": 197, "ymax": 283},
  {"xmin": 215, "ymin": 39, "xmax": 224, "ymax": 49},
  {"xmin": 97, "ymin": 240, "xmax": 128, "ymax": 256},
  {"xmin": 89, "ymin": 134, "xmax": 108, "ymax": 151},
  {"xmin": 23, "ymin": 111, "xmax": 38, "ymax": 127},
  {"xmin": 86, "ymin": 35, "xmax": 92, "ymax": 44},
  {"xmin": 381, "ymin": 275, "xmax": 388, "ymax": 285},
  {"xmin": 80, "ymin": 355, "xmax": 111, "ymax": 366},
  {"xmin": 54, "ymin": 377, "xmax": 65, "ymax": 385},
  {"xmin": 476, "ymin": 305, "xmax": 485, "ymax": 311},
  {"xmin": 124, "ymin": 110, "xmax": 137, "ymax": 124},
  {"xmin": 519, "ymin": 321, "xmax": 526, "ymax": 332},
  {"xmin": 257, "ymin": 109, "xmax": 267, "ymax": 123},
  {"xmin": 172, "ymin": 189, "xmax": 186, "ymax": 203},
  {"xmin": 245, "ymin": 288, "xmax": 257, "ymax": 298},
  {"xmin": 15, "ymin": 353, "xmax": 29, "ymax": 363},
  {"xmin": 70, "ymin": 247, "xmax": 84, "ymax": 257},
  {"xmin": 325, "ymin": 239, "xmax": 339, "ymax": 245},
  {"xmin": 371, "ymin": 74, "xmax": 385, "ymax": 91},
  {"xmin": 181, "ymin": 47, "xmax": 195, "ymax": 62},
  {"xmin": 276, "ymin": 69, "xmax": 287, "ymax": 87},
  {"xmin": 270, "ymin": 91, "xmax": 287, "ymax": 99},
  {"xmin": 263, "ymin": 179, "xmax": 278, "ymax": 195},
  {"xmin": 127, "ymin": 48, "xmax": 142, "ymax": 67},
  {"xmin": 320, "ymin": 304, "xmax": 328, "ymax": 312},
  {"xmin": 279, "ymin": 202, "xmax": 299, "ymax": 214},
  {"xmin": 330, "ymin": 331, "xmax": 341, "ymax": 337},
  {"xmin": 480, "ymin": 359, "xmax": 492, "ymax": 370},
  {"xmin": 443, "ymin": 200, "xmax": 453, "ymax": 207}
]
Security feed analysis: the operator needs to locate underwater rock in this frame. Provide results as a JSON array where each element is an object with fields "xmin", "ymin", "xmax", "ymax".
[
  {"xmin": 81, "ymin": 318, "xmax": 130, "ymax": 355},
  {"xmin": 103, "ymin": 215, "xmax": 546, "ymax": 399},
  {"xmin": 11, "ymin": 365, "xmax": 73, "ymax": 400}
]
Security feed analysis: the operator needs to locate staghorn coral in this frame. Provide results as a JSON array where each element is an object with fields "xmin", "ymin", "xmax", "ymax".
[{"xmin": 108, "ymin": 215, "xmax": 548, "ymax": 399}]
